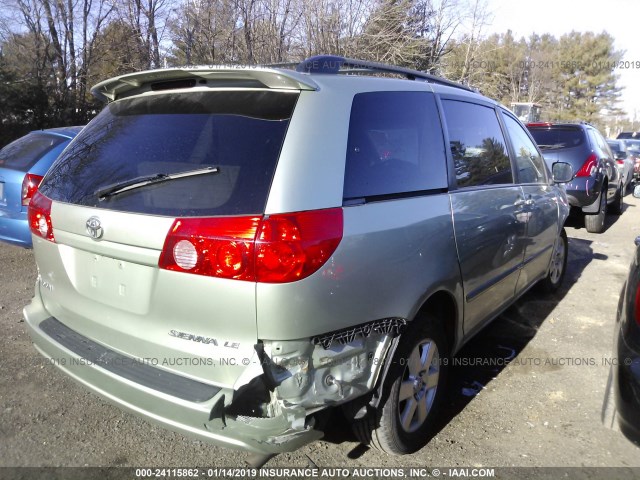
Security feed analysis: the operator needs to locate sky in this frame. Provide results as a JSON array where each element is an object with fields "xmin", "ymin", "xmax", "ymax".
[{"xmin": 482, "ymin": 0, "xmax": 640, "ymax": 122}]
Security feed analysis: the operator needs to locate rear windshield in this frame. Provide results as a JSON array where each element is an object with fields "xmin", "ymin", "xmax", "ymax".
[
  {"xmin": 0, "ymin": 133, "xmax": 65, "ymax": 171},
  {"xmin": 624, "ymin": 140, "xmax": 640, "ymax": 152},
  {"xmin": 607, "ymin": 141, "xmax": 624, "ymax": 154},
  {"xmin": 528, "ymin": 127, "xmax": 584, "ymax": 150},
  {"xmin": 40, "ymin": 91, "xmax": 298, "ymax": 216}
]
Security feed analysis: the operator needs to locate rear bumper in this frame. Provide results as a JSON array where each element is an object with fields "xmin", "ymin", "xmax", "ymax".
[
  {"xmin": 0, "ymin": 209, "xmax": 31, "ymax": 247},
  {"xmin": 563, "ymin": 176, "xmax": 602, "ymax": 211},
  {"xmin": 23, "ymin": 289, "xmax": 322, "ymax": 455}
]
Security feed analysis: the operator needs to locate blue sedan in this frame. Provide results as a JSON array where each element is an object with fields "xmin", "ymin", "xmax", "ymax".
[{"xmin": 0, "ymin": 127, "xmax": 82, "ymax": 247}]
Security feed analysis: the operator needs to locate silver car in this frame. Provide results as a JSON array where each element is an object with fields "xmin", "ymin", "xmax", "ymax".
[
  {"xmin": 607, "ymin": 139, "xmax": 634, "ymax": 191},
  {"xmin": 24, "ymin": 56, "xmax": 573, "ymax": 458}
]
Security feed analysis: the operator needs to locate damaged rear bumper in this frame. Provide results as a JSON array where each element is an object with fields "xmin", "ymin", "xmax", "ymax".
[{"xmin": 24, "ymin": 291, "xmax": 400, "ymax": 454}]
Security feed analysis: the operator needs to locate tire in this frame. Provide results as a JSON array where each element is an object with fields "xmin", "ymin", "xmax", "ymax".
[
  {"xmin": 584, "ymin": 190, "xmax": 606, "ymax": 233},
  {"xmin": 539, "ymin": 228, "xmax": 567, "ymax": 293},
  {"xmin": 351, "ymin": 317, "xmax": 448, "ymax": 455},
  {"xmin": 608, "ymin": 183, "xmax": 623, "ymax": 215}
]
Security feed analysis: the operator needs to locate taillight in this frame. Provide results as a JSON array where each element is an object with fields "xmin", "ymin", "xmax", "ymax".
[
  {"xmin": 159, "ymin": 216, "xmax": 261, "ymax": 281},
  {"xmin": 616, "ymin": 159, "xmax": 624, "ymax": 165},
  {"xmin": 575, "ymin": 154, "xmax": 597, "ymax": 177},
  {"xmin": 21, "ymin": 173, "xmax": 44, "ymax": 206},
  {"xmin": 256, "ymin": 209, "xmax": 343, "ymax": 283},
  {"xmin": 28, "ymin": 190, "xmax": 55, "ymax": 242},
  {"xmin": 159, "ymin": 208, "xmax": 343, "ymax": 283}
]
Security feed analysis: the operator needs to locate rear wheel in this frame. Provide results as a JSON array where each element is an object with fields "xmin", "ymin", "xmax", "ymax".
[
  {"xmin": 584, "ymin": 190, "xmax": 606, "ymax": 233},
  {"xmin": 608, "ymin": 183, "xmax": 623, "ymax": 215},
  {"xmin": 539, "ymin": 228, "xmax": 567, "ymax": 293},
  {"xmin": 351, "ymin": 317, "xmax": 448, "ymax": 454}
]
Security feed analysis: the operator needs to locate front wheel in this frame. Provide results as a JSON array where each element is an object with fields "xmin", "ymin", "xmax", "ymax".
[{"xmin": 351, "ymin": 317, "xmax": 448, "ymax": 454}]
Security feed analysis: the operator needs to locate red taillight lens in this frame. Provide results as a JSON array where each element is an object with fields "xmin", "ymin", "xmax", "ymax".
[
  {"xmin": 616, "ymin": 159, "xmax": 624, "ymax": 165},
  {"xmin": 28, "ymin": 190, "xmax": 55, "ymax": 242},
  {"xmin": 575, "ymin": 154, "xmax": 598, "ymax": 177},
  {"xmin": 256, "ymin": 209, "xmax": 343, "ymax": 283},
  {"xmin": 159, "ymin": 208, "xmax": 343, "ymax": 283},
  {"xmin": 21, "ymin": 173, "xmax": 44, "ymax": 206},
  {"xmin": 159, "ymin": 216, "xmax": 261, "ymax": 281}
]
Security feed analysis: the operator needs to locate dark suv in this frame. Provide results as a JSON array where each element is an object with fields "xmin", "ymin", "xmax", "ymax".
[{"xmin": 528, "ymin": 122, "xmax": 623, "ymax": 233}]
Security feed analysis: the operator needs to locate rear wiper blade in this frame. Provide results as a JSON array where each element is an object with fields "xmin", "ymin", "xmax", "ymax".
[{"xmin": 96, "ymin": 166, "xmax": 219, "ymax": 200}]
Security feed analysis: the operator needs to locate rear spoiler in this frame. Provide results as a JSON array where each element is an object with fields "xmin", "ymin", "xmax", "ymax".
[{"xmin": 91, "ymin": 66, "xmax": 319, "ymax": 102}]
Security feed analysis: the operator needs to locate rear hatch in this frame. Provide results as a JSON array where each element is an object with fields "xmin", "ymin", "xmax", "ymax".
[
  {"xmin": 34, "ymin": 89, "xmax": 299, "ymax": 388},
  {"xmin": 0, "ymin": 132, "xmax": 66, "ymax": 213},
  {"xmin": 527, "ymin": 125, "xmax": 587, "ymax": 171}
]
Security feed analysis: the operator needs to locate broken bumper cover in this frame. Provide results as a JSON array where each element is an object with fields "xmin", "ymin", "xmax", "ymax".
[{"xmin": 23, "ymin": 296, "xmax": 322, "ymax": 455}]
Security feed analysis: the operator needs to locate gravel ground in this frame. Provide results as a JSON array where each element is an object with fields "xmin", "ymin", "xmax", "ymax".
[{"xmin": 1, "ymin": 194, "xmax": 640, "ymax": 476}]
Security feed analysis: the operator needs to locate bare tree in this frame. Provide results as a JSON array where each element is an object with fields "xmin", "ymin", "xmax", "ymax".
[
  {"xmin": 452, "ymin": 0, "xmax": 491, "ymax": 83},
  {"xmin": 7, "ymin": 0, "xmax": 112, "ymax": 122},
  {"xmin": 112, "ymin": 0, "xmax": 171, "ymax": 69},
  {"xmin": 354, "ymin": 0, "xmax": 421, "ymax": 66},
  {"xmin": 169, "ymin": 0, "xmax": 243, "ymax": 65}
]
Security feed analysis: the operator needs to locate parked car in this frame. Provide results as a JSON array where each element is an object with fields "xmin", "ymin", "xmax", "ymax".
[
  {"xmin": 607, "ymin": 139, "xmax": 634, "ymax": 191},
  {"xmin": 603, "ymin": 185, "xmax": 640, "ymax": 444},
  {"xmin": 527, "ymin": 122, "xmax": 624, "ymax": 233},
  {"xmin": 24, "ymin": 56, "xmax": 573, "ymax": 459},
  {"xmin": 0, "ymin": 127, "xmax": 82, "ymax": 247},
  {"xmin": 617, "ymin": 131, "xmax": 640, "ymax": 139},
  {"xmin": 620, "ymin": 139, "xmax": 640, "ymax": 185}
]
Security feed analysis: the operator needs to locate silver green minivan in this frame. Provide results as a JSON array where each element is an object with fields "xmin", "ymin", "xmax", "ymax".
[{"xmin": 24, "ymin": 56, "xmax": 573, "ymax": 458}]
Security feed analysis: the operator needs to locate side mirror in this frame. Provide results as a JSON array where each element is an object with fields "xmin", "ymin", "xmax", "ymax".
[
  {"xmin": 552, "ymin": 162, "xmax": 573, "ymax": 183},
  {"xmin": 634, "ymin": 184, "xmax": 640, "ymax": 198}
]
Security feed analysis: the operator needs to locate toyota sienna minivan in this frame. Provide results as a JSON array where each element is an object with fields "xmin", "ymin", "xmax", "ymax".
[{"xmin": 24, "ymin": 55, "xmax": 573, "ymax": 458}]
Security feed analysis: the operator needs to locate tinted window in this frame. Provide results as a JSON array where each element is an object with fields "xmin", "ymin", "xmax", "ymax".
[
  {"xmin": 624, "ymin": 139, "xmax": 640, "ymax": 152},
  {"xmin": 528, "ymin": 127, "xmax": 584, "ymax": 150},
  {"xmin": 343, "ymin": 91, "xmax": 447, "ymax": 200},
  {"xmin": 607, "ymin": 141, "xmax": 624, "ymax": 155},
  {"xmin": 0, "ymin": 133, "xmax": 64, "ymax": 171},
  {"xmin": 40, "ymin": 91, "xmax": 298, "ymax": 216},
  {"xmin": 503, "ymin": 114, "xmax": 547, "ymax": 184},
  {"xmin": 589, "ymin": 128, "xmax": 612, "ymax": 157},
  {"xmin": 442, "ymin": 100, "xmax": 512, "ymax": 187}
]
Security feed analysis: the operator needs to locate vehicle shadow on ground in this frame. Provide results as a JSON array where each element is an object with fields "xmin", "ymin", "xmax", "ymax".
[{"xmin": 318, "ymin": 236, "xmax": 602, "ymax": 460}]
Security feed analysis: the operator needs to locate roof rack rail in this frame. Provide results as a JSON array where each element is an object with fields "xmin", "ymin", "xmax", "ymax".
[{"xmin": 291, "ymin": 55, "xmax": 474, "ymax": 92}]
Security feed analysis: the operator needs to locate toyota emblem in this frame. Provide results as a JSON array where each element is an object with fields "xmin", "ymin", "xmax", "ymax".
[{"xmin": 86, "ymin": 216, "xmax": 103, "ymax": 239}]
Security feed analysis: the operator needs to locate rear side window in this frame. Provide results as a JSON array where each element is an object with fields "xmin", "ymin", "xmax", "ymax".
[
  {"xmin": 0, "ymin": 133, "xmax": 64, "ymax": 171},
  {"xmin": 528, "ymin": 127, "xmax": 584, "ymax": 150},
  {"xmin": 587, "ymin": 128, "xmax": 612, "ymax": 158},
  {"xmin": 343, "ymin": 91, "xmax": 447, "ymax": 200},
  {"xmin": 442, "ymin": 100, "xmax": 512, "ymax": 187},
  {"xmin": 40, "ymin": 91, "xmax": 298, "ymax": 216}
]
